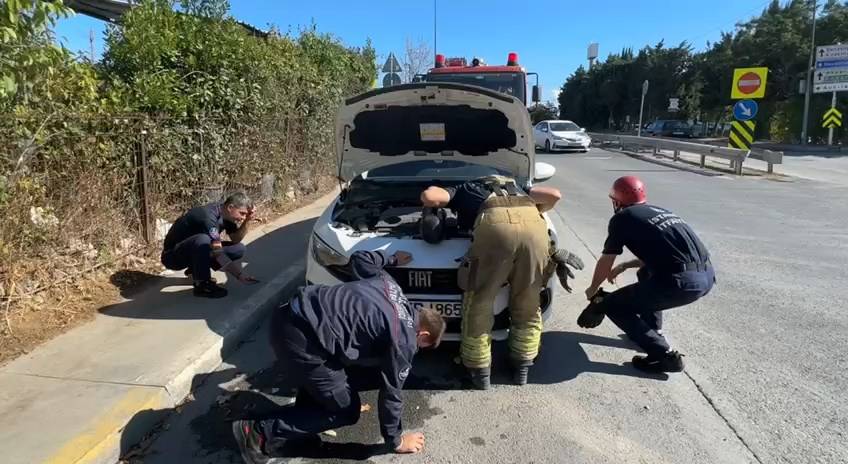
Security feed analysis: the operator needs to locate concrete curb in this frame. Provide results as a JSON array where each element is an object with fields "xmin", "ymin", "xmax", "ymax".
[{"xmin": 42, "ymin": 190, "xmax": 337, "ymax": 464}]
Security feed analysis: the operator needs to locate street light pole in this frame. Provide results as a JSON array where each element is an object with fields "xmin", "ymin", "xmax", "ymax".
[
  {"xmin": 433, "ymin": 0, "xmax": 437, "ymax": 58},
  {"xmin": 638, "ymin": 80, "xmax": 649, "ymax": 137},
  {"xmin": 801, "ymin": 0, "xmax": 817, "ymax": 145}
]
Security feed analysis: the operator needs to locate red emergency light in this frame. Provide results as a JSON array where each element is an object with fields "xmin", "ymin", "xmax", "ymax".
[
  {"xmin": 434, "ymin": 54, "xmax": 445, "ymax": 68},
  {"xmin": 445, "ymin": 57, "xmax": 467, "ymax": 67},
  {"xmin": 507, "ymin": 52, "xmax": 519, "ymax": 66}
]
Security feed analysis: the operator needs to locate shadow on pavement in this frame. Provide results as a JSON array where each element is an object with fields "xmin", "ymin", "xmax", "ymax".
[{"xmin": 97, "ymin": 218, "xmax": 317, "ymax": 336}]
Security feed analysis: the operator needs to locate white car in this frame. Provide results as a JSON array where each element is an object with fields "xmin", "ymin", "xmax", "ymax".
[
  {"xmin": 305, "ymin": 83, "xmax": 560, "ymax": 341},
  {"xmin": 534, "ymin": 120, "xmax": 591, "ymax": 152}
]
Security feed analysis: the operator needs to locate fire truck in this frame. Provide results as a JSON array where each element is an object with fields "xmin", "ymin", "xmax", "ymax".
[{"xmin": 416, "ymin": 52, "xmax": 541, "ymax": 106}]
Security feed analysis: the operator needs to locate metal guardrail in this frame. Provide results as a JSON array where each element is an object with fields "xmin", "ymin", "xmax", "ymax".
[{"xmin": 589, "ymin": 133, "xmax": 784, "ymax": 174}]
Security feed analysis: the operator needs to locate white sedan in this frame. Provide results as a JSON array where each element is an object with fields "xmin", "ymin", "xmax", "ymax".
[
  {"xmin": 306, "ymin": 82, "xmax": 559, "ymax": 341},
  {"xmin": 534, "ymin": 120, "xmax": 591, "ymax": 152}
]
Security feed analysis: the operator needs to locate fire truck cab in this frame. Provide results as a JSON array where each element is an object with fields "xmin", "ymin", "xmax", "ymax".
[{"xmin": 417, "ymin": 52, "xmax": 541, "ymax": 106}]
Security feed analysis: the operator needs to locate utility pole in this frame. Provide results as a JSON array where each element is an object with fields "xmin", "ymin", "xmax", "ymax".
[
  {"xmin": 828, "ymin": 91, "xmax": 836, "ymax": 145},
  {"xmin": 638, "ymin": 80, "xmax": 649, "ymax": 137},
  {"xmin": 801, "ymin": 0, "xmax": 817, "ymax": 145},
  {"xmin": 433, "ymin": 0, "xmax": 437, "ymax": 59},
  {"xmin": 89, "ymin": 28, "xmax": 95, "ymax": 62}
]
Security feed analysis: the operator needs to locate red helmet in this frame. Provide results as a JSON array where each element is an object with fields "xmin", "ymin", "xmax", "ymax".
[{"xmin": 609, "ymin": 176, "xmax": 647, "ymax": 206}]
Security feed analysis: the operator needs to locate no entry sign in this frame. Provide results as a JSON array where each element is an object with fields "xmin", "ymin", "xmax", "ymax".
[{"xmin": 731, "ymin": 67, "xmax": 768, "ymax": 99}]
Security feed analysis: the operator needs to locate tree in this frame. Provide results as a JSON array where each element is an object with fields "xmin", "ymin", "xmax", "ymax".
[
  {"xmin": 529, "ymin": 102, "xmax": 558, "ymax": 124},
  {"xmin": 0, "ymin": 0, "xmax": 73, "ymax": 105},
  {"xmin": 401, "ymin": 37, "xmax": 432, "ymax": 83}
]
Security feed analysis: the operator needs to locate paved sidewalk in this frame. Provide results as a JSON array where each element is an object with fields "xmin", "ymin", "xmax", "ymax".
[{"xmin": 0, "ymin": 190, "xmax": 337, "ymax": 464}]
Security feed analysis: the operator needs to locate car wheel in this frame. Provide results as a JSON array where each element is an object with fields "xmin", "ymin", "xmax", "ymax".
[{"xmin": 544, "ymin": 139, "xmax": 551, "ymax": 153}]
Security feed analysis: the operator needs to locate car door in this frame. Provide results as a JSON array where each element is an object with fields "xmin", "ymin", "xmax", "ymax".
[{"xmin": 534, "ymin": 122, "xmax": 549, "ymax": 147}]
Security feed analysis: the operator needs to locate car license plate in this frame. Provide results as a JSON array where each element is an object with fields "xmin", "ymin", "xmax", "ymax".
[{"xmin": 410, "ymin": 300, "xmax": 463, "ymax": 318}]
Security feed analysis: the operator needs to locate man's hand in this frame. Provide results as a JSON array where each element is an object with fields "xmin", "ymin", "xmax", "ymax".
[
  {"xmin": 393, "ymin": 251, "xmax": 413, "ymax": 266},
  {"xmin": 395, "ymin": 432, "xmax": 425, "ymax": 454},
  {"xmin": 607, "ymin": 263, "xmax": 627, "ymax": 284},
  {"xmin": 237, "ymin": 273, "xmax": 260, "ymax": 285},
  {"xmin": 245, "ymin": 206, "xmax": 256, "ymax": 222}
]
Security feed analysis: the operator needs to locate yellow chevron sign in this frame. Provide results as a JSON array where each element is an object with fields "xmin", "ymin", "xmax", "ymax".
[
  {"xmin": 822, "ymin": 107, "xmax": 842, "ymax": 129},
  {"xmin": 728, "ymin": 120, "xmax": 755, "ymax": 150}
]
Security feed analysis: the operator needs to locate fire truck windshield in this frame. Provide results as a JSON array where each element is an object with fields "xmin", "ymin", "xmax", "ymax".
[{"xmin": 424, "ymin": 72, "xmax": 525, "ymax": 103}]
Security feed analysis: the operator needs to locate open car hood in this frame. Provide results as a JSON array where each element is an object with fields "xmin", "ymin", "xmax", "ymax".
[{"xmin": 336, "ymin": 83, "xmax": 535, "ymax": 182}]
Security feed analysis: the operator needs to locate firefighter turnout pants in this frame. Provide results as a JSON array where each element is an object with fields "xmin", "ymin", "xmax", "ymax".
[{"xmin": 459, "ymin": 196, "xmax": 551, "ymax": 369}]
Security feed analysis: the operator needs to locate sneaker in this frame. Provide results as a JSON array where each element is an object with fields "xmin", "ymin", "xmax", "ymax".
[
  {"xmin": 231, "ymin": 420, "xmax": 269, "ymax": 464},
  {"xmin": 632, "ymin": 351, "xmax": 685, "ymax": 373},
  {"xmin": 193, "ymin": 280, "xmax": 228, "ymax": 298},
  {"xmin": 512, "ymin": 366, "xmax": 530, "ymax": 386},
  {"xmin": 467, "ymin": 367, "xmax": 491, "ymax": 390}
]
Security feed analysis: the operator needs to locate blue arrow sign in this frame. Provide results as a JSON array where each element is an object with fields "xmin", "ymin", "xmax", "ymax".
[{"xmin": 733, "ymin": 99, "xmax": 758, "ymax": 121}]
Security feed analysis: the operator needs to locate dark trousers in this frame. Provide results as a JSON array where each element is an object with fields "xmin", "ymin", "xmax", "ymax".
[
  {"xmin": 262, "ymin": 304, "xmax": 376, "ymax": 447},
  {"xmin": 603, "ymin": 266, "xmax": 714, "ymax": 357},
  {"xmin": 160, "ymin": 234, "xmax": 245, "ymax": 282}
]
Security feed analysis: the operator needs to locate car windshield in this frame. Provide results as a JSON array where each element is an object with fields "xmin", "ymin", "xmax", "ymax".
[
  {"xmin": 364, "ymin": 160, "xmax": 508, "ymax": 180},
  {"xmin": 549, "ymin": 122, "xmax": 580, "ymax": 132},
  {"xmin": 423, "ymin": 72, "xmax": 525, "ymax": 102}
]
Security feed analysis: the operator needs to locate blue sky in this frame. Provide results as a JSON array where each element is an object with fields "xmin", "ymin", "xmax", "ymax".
[{"xmin": 55, "ymin": 0, "xmax": 777, "ymax": 102}]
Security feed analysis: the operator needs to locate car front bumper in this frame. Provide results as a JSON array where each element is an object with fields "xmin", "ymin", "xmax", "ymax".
[{"xmin": 305, "ymin": 256, "xmax": 555, "ymax": 342}]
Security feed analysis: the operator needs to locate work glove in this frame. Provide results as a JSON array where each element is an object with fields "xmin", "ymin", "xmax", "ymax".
[
  {"xmin": 551, "ymin": 248, "xmax": 585, "ymax": 293},
  {"xmin": 577, "ymin": 289, "xmax": 609, "ymax": 329}
]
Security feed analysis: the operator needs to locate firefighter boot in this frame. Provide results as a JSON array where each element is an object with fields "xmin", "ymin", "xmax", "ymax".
[{"xmin": 467, "ymin": 367, "xmax": 491, "ymax": 390}]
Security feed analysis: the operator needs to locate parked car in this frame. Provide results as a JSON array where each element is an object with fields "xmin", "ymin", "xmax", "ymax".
[
  {"xmin": 533, "ymin": 120, "xmax": 591, "ymax": 152},
  {"xmin": 643, "ymin": 120, "xmax": 693, "ymax": 138},
  {"xmin": 306, "ymin": 83, "xmax": 560, "ymax": 341}
]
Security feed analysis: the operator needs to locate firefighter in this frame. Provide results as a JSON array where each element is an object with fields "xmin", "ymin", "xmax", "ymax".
[
  {"xmin": 161, "ymin": 192, "xmax": 259, "ymax": 298},
  {"xmin": 231, "ymin": 250, "xmax": 445, "ymax": 463},
  {"xmin": 583, "ymin": 176, "xmax": 715, "ymax": 373},
  {"xmin": 420, "ymin": 176, "xmax": 562, "ymax": 389}
]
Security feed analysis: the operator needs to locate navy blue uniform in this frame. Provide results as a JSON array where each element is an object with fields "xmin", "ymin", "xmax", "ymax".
[
  {"xmin": 160, "ymin": 203, "xmax": 244, "ymax": 281},
  {"xmin": 601, "ymin": 204, "xmax": 714, "ymax": 356},
  {"xmin": 265, "ymin": 250, "xmax": 416, "ymax": 449}
]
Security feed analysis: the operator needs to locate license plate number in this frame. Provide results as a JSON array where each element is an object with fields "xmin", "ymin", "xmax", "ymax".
[{"xmin": 410, "ymin": 300, "xmax": 463, "ymax": 318}]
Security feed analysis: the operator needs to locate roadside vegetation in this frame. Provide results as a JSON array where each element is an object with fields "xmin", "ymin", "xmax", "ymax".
[{"xmin": 0, "ymin": 0, "xmax": 376, "ymax": 363}]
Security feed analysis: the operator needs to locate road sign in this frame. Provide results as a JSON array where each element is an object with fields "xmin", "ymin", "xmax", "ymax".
[
  {"xmin": 822, "ymin": 107, "xmax": 843, "ymax": 129},
  {"xmin": 382, "ymin": 53, "xmax": 402, "ymax": 73},
  {"xmin": 728, "ymin": 120, "xmax": 755, "ymax": 150},
  {"xmin": 382, "ymin": 73, "xmax": 401, "ymax": 87},
  {"xmin": 814, "ymin": 45, "xmax": 848, "ymax": 93},
  {"xmin": 733, "ymin": 99, "xmax": 758, "ymax": 121},
  {"xmin": 668, "ymin": 98, "xmax": 679, "ymax": 112},
  {"xmin": 731, "ymin": 67, "xmax": 768, "ymax": 99}
]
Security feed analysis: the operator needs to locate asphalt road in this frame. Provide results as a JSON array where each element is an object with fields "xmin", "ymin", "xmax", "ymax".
[{"xmin": 126, "ymin": 148, "xmax": 848, "ymax": 464}]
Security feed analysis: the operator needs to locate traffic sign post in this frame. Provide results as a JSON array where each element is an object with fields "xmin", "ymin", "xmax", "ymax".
[
  {"xmin": 822, "ymin": 104, "xmax": 842, "ymax": 146},
  {"xmin": 814, "ymin": 44, "xmax": 848, "ymax": 93},
  {"xmin": 729, "ymin": 68, "xmax": 767, "ymax": 151},
  {"xmin": 733, "ymin": 100, "xmax": 758, "ymax": 121},
  {"xmin": 729, "ymin": 120, "xmax": 756, "ymax": 151},
  {"xmin": 381, "ymin": 53, "xmax": 402, "ymax": 74},
  {"xmin": 731, "ymin": 67, "xmax": 768, "ymax": 99}
]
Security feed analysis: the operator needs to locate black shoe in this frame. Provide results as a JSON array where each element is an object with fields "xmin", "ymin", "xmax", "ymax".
[
  {"xmin": 512, "ymin": 366, "xmax": 530, "ymax": 386},
  {"xmin": 194, "ymin": 280, "xmax": 227, "ymax": 298},
  {"xmin": 632, "ymin": 351, "xmax": 685, "ymax": 373},
  {"xmin": 232, "ymin": 420, "xmax": 269, "ymax": 464},
  {"xmin": 467, "ymin": 367, "xmax": 491, "ymax": 390}
]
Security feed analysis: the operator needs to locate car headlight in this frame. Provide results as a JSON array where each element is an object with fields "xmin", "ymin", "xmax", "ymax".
[
  {"xmin": 552, "ymin": 135, "xmax": 564, "ymax": 140},
  {"xmin": 311, "ymin": 233, "xmax": 348, "ymax": 267}
]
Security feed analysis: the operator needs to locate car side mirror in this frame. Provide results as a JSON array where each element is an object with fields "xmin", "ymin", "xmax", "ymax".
[
  {"xmin": 534, "ymin": 161, "xmax": 556, "ymax": 182},
  {"xmin": 580, "ymin": 127, "xmax": 586, "ymax": 132},
  {"xmin": 532, "ymin": 85, "xmax": 541, "ymax": 103}
]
